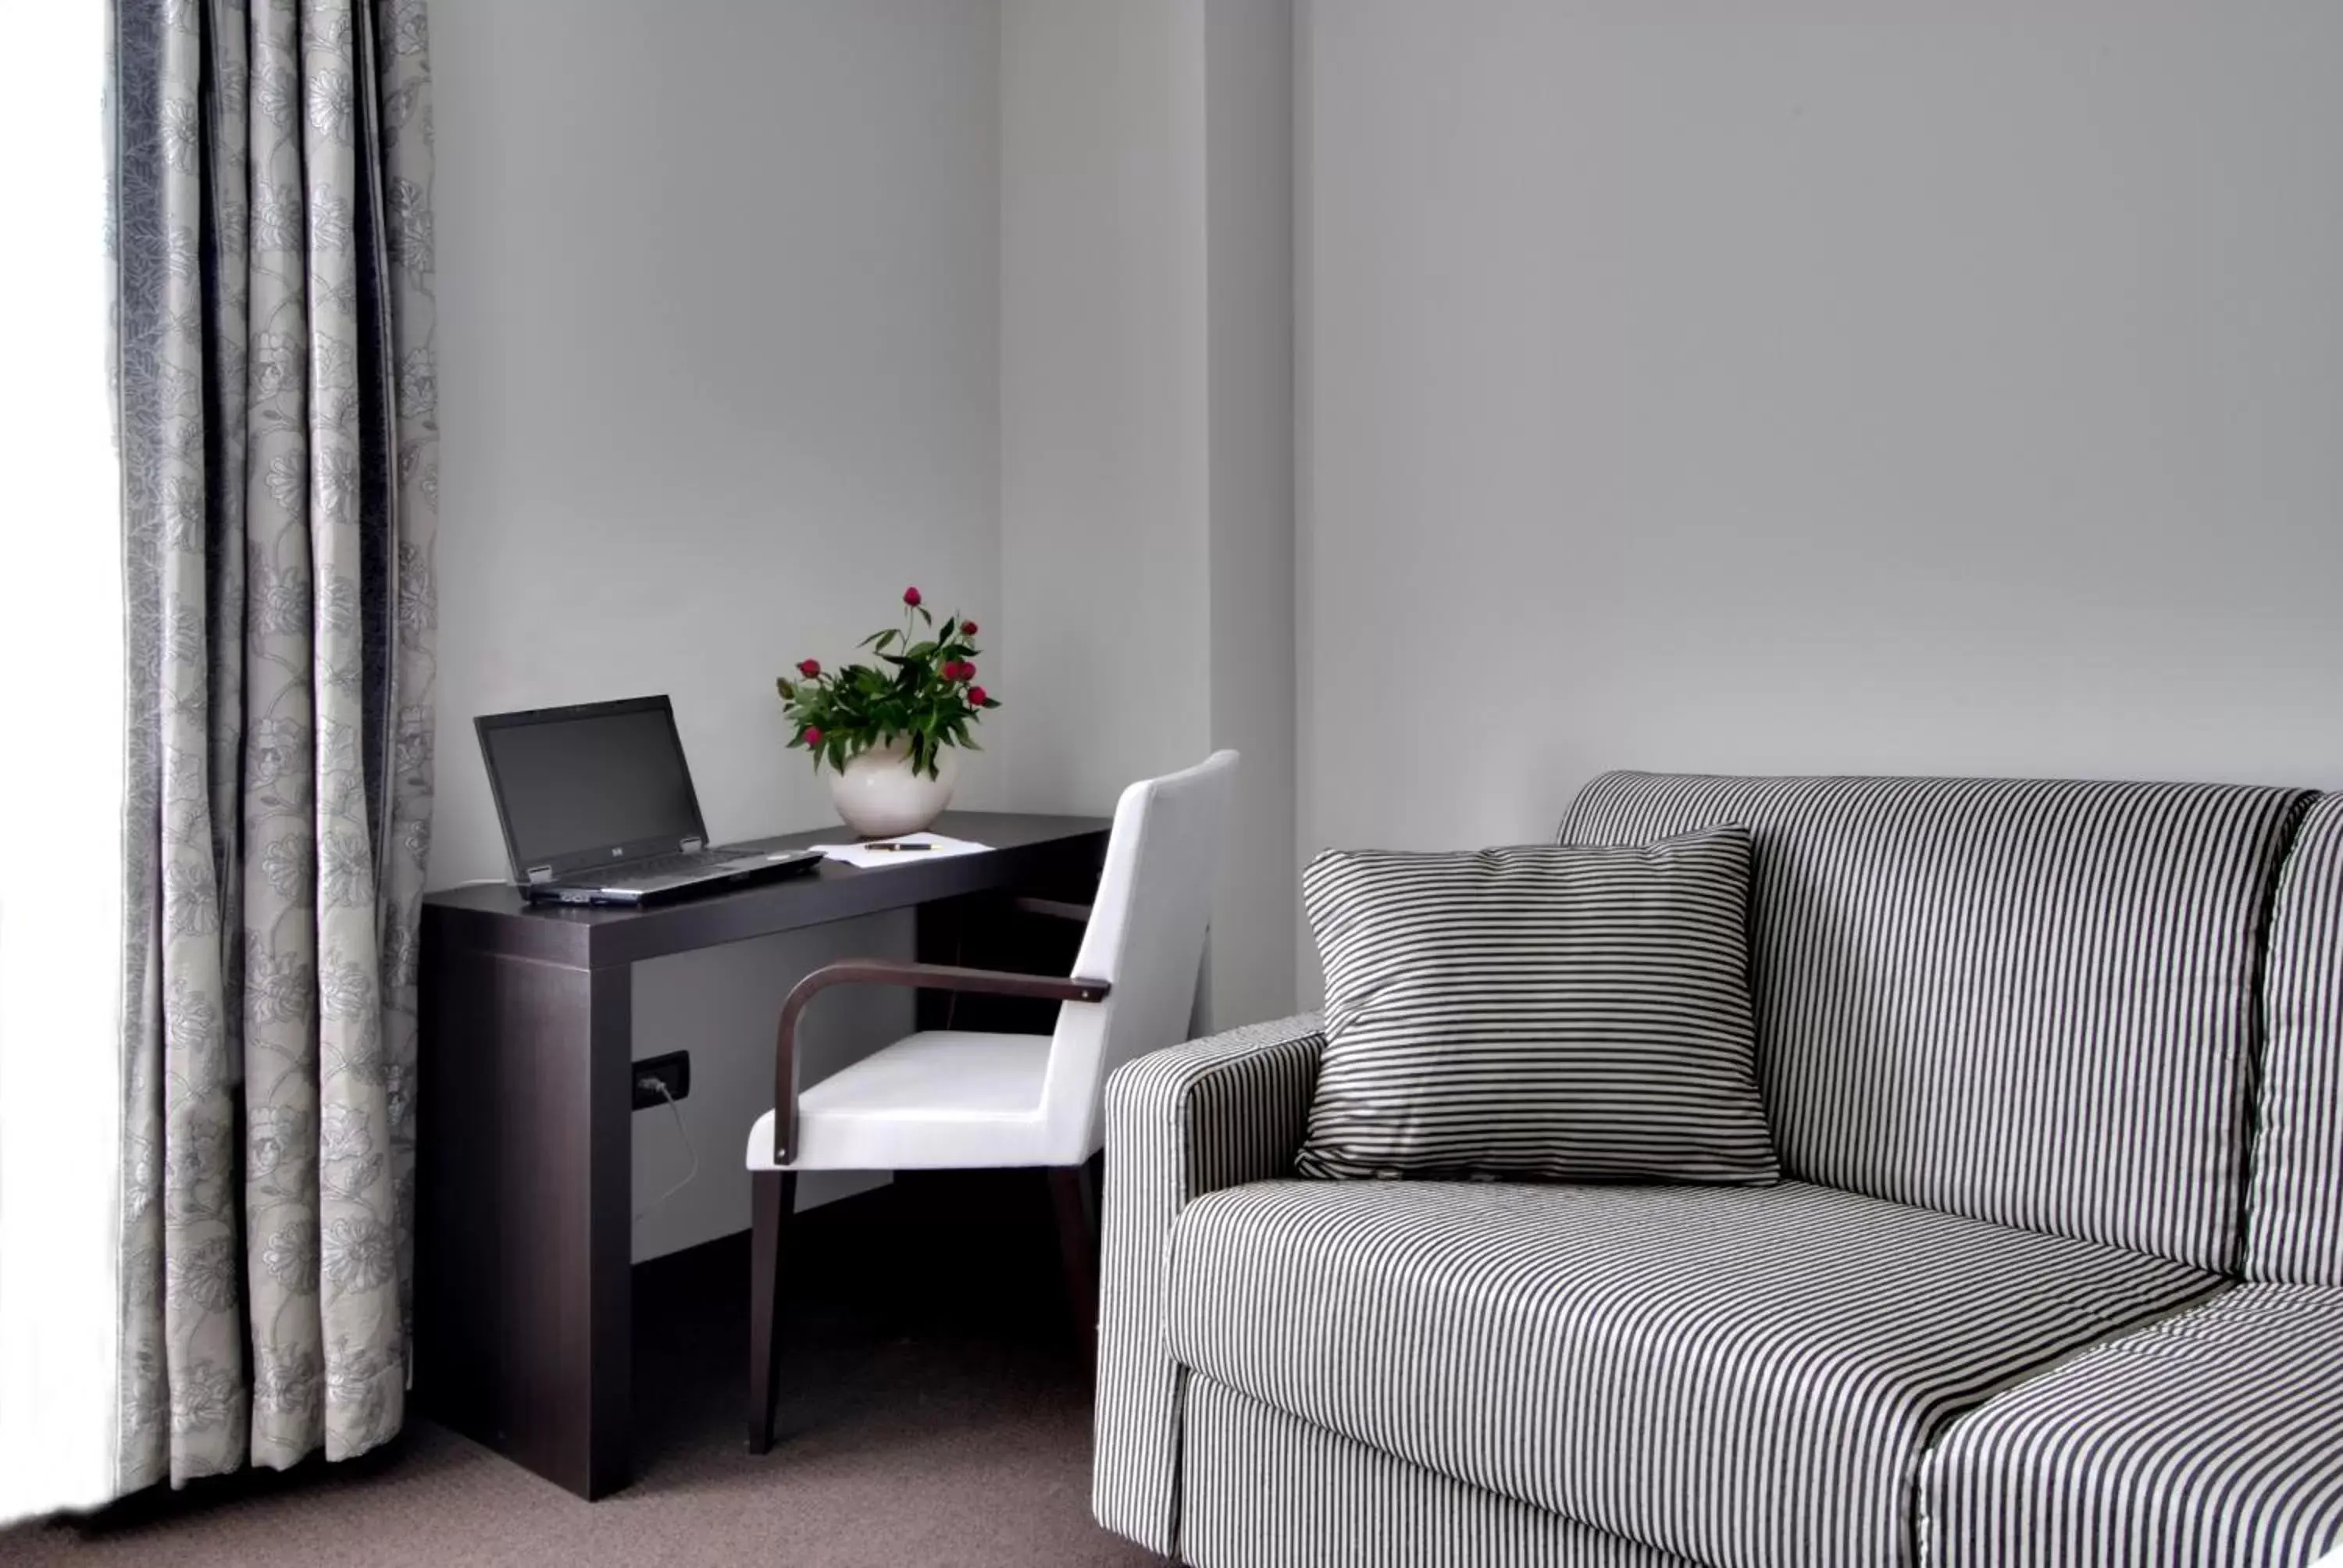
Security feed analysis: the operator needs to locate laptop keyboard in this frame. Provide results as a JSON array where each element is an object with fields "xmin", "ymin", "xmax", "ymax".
[{"xmin": 613, "ymin": 850, "xmax": 727, "ymax": 881}]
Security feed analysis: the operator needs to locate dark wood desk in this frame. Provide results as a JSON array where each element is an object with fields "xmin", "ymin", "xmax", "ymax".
[{"xmin": 415, "ymin": 811, "xmax": 1112, "ymax": 1499}]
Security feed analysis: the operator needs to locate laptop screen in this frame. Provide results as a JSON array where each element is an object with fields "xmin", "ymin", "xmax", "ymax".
[{"xmin": 477, "ymin": 699, "xmax": 706, "ymax": 874}]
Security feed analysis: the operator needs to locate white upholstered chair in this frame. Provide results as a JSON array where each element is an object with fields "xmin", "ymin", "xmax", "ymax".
[{"xmin": 744, "ymin": 750, "xmax": 1239, "ymax": 1453}]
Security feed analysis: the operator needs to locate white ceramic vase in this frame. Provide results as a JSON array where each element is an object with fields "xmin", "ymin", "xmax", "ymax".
[{"xmin": 827, "ymin": 741, "xmax": 958, "ymax": 839}]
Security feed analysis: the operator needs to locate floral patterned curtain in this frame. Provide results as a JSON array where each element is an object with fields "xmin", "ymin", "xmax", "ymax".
[{"xmin": 108, "ymin": 0, "xmax": 437, "ymax": 1489}]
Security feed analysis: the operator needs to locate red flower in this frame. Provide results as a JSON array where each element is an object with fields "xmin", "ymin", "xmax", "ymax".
[
  {"xmin": 803, "ymin": 726, "xmax": 824, "ymax": 747},
  {"xmin": 958, "ymin": 661, "xmax": 975, "ymax": 681},
  {"xmin": 966, "ymin": 686, "xmax": 988, "ymax": 707},
  {"xmin": 797, "ymin": 658, "xmax": 821, "ymax": 678},
  {"xmin": 903, "ymin": 586, "xmax": 922, "ymax": 608},
  {"xmin": 961, "ymin": 620, "xmax": 979, "ymax": 636}
]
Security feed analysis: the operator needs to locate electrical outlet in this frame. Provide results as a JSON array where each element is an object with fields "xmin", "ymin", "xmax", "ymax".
[{"xmin": 632, "ymin": 1051, "xmax": 690, "ymax": 1110}]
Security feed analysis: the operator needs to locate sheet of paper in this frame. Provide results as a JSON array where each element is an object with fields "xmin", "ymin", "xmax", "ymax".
[{"xmin": 813, "ymin": 832, "xmax": 993, "ymax": 870}]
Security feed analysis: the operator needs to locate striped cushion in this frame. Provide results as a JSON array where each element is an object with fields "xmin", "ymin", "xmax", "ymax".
[
  {"xmin": 1296, "ymin": 832, "xmax": 1777, "ymax": 1184},
  {"xmin": 1921, "ymin": 1284, "xmax": 2343, "ymax": 1568},
  {"xmin": 1181, "ymin": 1374, "xmax": 1699, "ymax": 1568},
  {"xmin": 1560, "ymin": 772, "xmax": 2312, "ymax": 1270},
  {"xmin": 2247, "ymin": 794, "xmax": 2343, "ymax": 1286},
  {"xmin": 1093, "ymin": 1015, "xmax": 1327, "ymax": 1557},
  {"xmin": 1164, "ymin": 1179, "xmax": 2220, "ymax": 1568}
]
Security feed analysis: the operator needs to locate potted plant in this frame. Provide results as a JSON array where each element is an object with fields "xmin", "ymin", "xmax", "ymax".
[{"xmin": 776, "ymin": 586, "xmax": 1000, "ymax": 838}]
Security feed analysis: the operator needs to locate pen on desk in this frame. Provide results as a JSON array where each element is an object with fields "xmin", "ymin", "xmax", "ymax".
[{"xmin": 863, "ymin": 842, "xmax": 933, "ymax": 852}]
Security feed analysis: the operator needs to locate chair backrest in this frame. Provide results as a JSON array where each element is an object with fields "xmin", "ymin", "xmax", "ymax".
[
  {"xmin": 1560, "ymin": 772, "xmax": 2310, "ymax": 1271},
  {"xmin": 2245, "ymin": 793, "xmax": 2343, "ymax": 1285},
  {"xmin": 1038, "ymin": 750, "xmax": 1239, "ymax": 1163}
]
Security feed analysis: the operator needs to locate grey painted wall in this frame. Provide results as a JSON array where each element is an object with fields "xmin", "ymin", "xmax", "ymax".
[
  {"xmin": 1204, "ymin": 0, "xmax": 1300, "ymax": 1031},
  {"xmin": 1301, "ymin": 1, "xmax": 2343, "ymax": 949},
  {"xmin": 998, "ymin": 0, "xmax": 1214, "ymax": 824},
  {"xmin": 432, "ymin": 0, "xmax": 1001, "ymax": 1258},
  {"xmin": 999, "ymin": 0, "xmax": 1299, "ymax": 1030}
]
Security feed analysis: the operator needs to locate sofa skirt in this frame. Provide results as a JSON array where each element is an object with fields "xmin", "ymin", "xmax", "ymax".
[{"xmin": 1178, "ymin": 1374, "xmax": 1702, "ymax": 1568}]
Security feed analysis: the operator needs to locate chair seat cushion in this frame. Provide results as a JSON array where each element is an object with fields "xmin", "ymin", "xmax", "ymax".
[
  {"xmin": 1921, "ymin": 1283, "xmax": 2343, "ymax": 1568},
  {"xmin": 1164, "ymin": 1180, "xmax": 2219, "ymax": 1568},
  {"xmin": 746, "ymin": 1031, "xmax": 1053, "ymax": 1171}
]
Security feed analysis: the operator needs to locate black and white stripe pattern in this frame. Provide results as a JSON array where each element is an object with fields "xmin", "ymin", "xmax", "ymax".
[
  {"xmin": 1560, "ymin": 772, "xmax": 2310, "ymax": 1270},
  {"xmin": 1296, "ymin": 832, "xmax": 1778, "ymax": 1185},
  {"xmin": 1921, "ymin": 1284, "xmax": 2343, "ymax": 1567},
  {"xmin": 1162, "ymin": 1178, "xmax": 2220, "ymax": 1568},
  {"xmin": 2246, "ymin": 794, "xmax": 2343, "ymax": 1286},
  {"xmin": 1092, "ymin": 1015, "xmax": 1326, "ymax": 1558},
  {"xmin": 1179, "ymin": 1373, "xmax": 1701, "ymax": 1568}
]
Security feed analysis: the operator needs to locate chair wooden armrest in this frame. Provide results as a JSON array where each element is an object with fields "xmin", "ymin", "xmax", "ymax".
[{"xmin": 769, "ymin": 960, "xmax": 1111, "ymax": 1164}]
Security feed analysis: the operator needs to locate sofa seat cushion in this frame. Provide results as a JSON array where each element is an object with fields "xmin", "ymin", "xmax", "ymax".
[
  {"xmin": 1164, "ymin": 1180, "xmax": 2220, "ymax": 1568},
  {"xmin": 1921, "ymin": 1285, "xmax": 2343, "ymax": 1568}
]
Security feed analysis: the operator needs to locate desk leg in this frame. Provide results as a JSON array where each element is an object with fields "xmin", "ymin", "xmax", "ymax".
[{"xmin": 418, "ymin": 944, "xmax": 633, "ymax": 1499}]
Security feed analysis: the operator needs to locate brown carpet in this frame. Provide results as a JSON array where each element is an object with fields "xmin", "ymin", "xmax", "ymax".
[{"xmin": 2, "ymin": 1174, "xmax": 1159, "ymax": 1568}]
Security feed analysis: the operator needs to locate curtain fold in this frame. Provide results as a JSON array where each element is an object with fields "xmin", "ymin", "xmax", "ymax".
[{"xmin": 109, "ymin": 0, "xmax": 437, "ymax": 1491}]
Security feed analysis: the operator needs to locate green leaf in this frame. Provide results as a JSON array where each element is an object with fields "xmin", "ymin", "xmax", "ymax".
[{"xmin": 780, "ymin": 596, "xmax": 1000, "ymax": 765}]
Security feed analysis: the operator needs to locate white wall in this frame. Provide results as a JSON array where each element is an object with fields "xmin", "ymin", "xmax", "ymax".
[
  {"xmin": 432, "ymin": 0, "xmax": 1001, "ymax": 1258},
  {"xmin": 1000, "ymin": 0, "xmax": 1298, "ymax": 1028},
  {"xmin": 1303, "ymin": 1, "xmax": 2343, "ymax": 899},
  {"xmin": 998, "ymin": 0, "xmax": 1214, "ymax": 813},
  {"xmin": 1204, "ymin": 0, "xmax": 1299, "ymax": 1028}
]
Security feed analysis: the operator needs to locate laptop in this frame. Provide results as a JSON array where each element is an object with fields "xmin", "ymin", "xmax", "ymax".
[{"xmin": 476, "ymin": 695, "xmax": 824, "ymax": 906}]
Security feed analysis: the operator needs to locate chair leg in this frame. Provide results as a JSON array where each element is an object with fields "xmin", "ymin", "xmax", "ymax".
[
  {"xmin": 747, "ymin": 1168, "xmax": 796, "ymax": 1454},
  {"xmin": 1047, "ymin": 1160, "xmax": 1101, "ymax": 1374}
]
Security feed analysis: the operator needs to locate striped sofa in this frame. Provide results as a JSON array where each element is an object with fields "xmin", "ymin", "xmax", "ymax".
[{"xmin": 1093, "ymin": 775, "xmax": 2343, "ymax": 1568}]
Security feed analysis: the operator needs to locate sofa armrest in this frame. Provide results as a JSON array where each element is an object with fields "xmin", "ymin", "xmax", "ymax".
[{"xmin": 1093, "ymin": 1014, "xmax": 1325, "ymax": 1556}]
